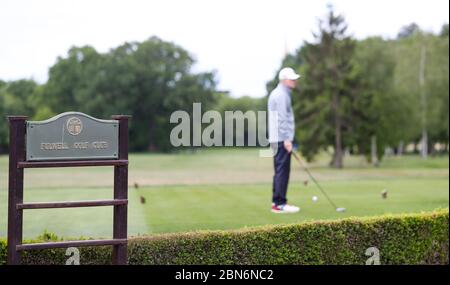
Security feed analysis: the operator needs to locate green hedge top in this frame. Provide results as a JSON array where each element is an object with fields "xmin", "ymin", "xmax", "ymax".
[{"xmin": 1, "ymin": 209, "xmax": 448, "ymax": 265}]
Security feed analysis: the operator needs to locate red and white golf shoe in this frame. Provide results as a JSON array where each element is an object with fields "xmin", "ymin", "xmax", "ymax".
[{"xmin": 271, "ymin": 204, "xmax": 300, "ymax": 214}]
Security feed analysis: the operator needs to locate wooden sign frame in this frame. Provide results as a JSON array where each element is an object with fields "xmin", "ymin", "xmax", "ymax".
[{"xmin": 7, "ymin": 114, "xmax": 130, "ymax": 265}]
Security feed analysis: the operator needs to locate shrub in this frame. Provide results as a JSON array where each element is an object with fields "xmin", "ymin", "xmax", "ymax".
[{"xmin": 0, "ymin": 209, "xmax": 448, "ymax": 265}]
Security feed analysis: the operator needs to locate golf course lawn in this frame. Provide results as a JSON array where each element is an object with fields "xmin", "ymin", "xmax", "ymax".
[{"xmin": 0, "ymin": 149, "xmax": 448, "ymax": 238}]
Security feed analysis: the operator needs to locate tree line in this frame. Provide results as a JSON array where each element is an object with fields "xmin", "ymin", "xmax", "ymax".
[
  {"xmin": 0, "ymin": 37, "xmax": 218, "ymax": 152},
  {"xmin": 267, "ymin": 8, "xmax": 448, "ymax": 167},
  {"xmin": 1, "ymin": 8, "xmax": 448, "ymax": 168}
]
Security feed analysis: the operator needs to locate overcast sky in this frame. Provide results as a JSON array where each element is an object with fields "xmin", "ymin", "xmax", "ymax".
[{"xmin": 1, "ymin": 0, "xmax": 448, "ymax": 97}]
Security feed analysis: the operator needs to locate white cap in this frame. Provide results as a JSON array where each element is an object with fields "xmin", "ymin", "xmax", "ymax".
[{"xmin": 278, "ymin": 67, "xmax": 301, "ymax": 81}]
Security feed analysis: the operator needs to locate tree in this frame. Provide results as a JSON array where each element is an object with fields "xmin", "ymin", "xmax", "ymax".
[
  {"xmin": 295, "ymin": 7, "xmax": 361, "ymax": 168},
  {"xmin": 424, "ymin": 28, "xmax": 449, "ymax": 151},
  {"xmin": 44, "ymin": 45, "xmax": 104, "ymax": 112},
  {"xmin": 0, "ymin": 81, "xmax": 6, "ymax": 152},
  {"xmin": 393, "ymin": 28, "xmax": 449, "ymax": 154},
  {"xmin": 352, "ymin": 37, "xmax": 405, "ymax": 163},
  {"xmin": 440, "ymin": 23, "xmax": 449, "ymax": 38},
  {"xmin": 0, "ymin": 79, "xmax": 40, "ymax": 151},
  {"xmin": 397, "ymin": 23, "xmax": 421, "ymax": 39},
  {"xmin": 42, "ymin": 37, "xmax": 217, "ymax": 151}
]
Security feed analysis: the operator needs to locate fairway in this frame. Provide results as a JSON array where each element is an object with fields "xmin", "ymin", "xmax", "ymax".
[{"xmin": 0, "ymin": 149, "xmax": 448, "ymax": 238}]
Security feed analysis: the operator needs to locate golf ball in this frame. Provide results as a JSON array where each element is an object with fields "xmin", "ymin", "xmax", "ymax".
[{"xmin": 312, "ymin": 196, "xmax": 318, "ymax": 202}]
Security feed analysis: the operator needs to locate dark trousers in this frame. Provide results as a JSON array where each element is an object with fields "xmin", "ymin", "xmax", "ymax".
[{"xmin": 272, "ymin": 141, "xmax": 291, "ymax": 206}]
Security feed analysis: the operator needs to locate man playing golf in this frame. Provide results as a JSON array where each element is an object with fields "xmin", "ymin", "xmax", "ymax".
[{"xmin": 268, "ymin": 67, "xmax": 301, "ymax": 214}]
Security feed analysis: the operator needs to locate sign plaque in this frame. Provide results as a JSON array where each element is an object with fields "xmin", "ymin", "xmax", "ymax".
[{"xmin": 26, "ymin": 112, "xmax": 119, "ymax": 161}]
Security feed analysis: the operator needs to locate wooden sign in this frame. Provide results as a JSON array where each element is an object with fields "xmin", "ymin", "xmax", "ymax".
[{"xmin": 7, "ymin": 113, "xmax": 130, "ymax": 265}]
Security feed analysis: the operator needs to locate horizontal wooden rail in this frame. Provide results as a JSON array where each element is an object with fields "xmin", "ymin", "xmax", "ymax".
[
  {"xmin": 16, "ymin": 238, "xmax": 127, "ymax": 251},
  {"xmin": 17, "ymin": 199, "xmax": 128, "ymax": 210},
  {"xmin": 17, "ymin": 159, "xmax": 128, "ymax": 169}
]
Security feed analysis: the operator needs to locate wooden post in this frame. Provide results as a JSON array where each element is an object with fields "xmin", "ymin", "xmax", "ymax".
[
  {"xmin": 7, "ymin": 116, "xmax": 27, "ymax": 265},
  {"xmin": 111, "ymin": 115, "xmax": 130, "ymax": 265}
]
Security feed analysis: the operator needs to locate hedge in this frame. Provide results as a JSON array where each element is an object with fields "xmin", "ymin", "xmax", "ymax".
[{"xmin": 0, "ymin": 209, "xmax": 448, "ymax": 265}]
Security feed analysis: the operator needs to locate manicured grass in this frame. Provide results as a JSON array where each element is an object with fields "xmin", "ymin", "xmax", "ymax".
[
  {"xmin": 0, "ymin": 186, "xmax": 149, "ymax": 238},
  {"xmin": 137, "ymin": 178, "xmax": 449, "ymax": 233},
  {"xmin": 0, "ymin": 149, "xmax": 448, "ymax": 238}
]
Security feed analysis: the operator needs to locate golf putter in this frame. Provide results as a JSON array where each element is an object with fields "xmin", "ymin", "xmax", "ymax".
[{"xmin": 292, "ymin": 152, "xmax": 346, "ymax": 213}]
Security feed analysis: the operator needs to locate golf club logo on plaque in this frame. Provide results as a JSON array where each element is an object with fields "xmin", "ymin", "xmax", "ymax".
[{"xmin": 67, "ymin": 117, "xmax": 83, "ymax": 136}]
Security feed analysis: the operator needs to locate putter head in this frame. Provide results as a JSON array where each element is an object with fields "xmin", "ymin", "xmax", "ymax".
[{"xmin": 336, "ymin": 207, "xmax": 346, "ymax": 213}]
